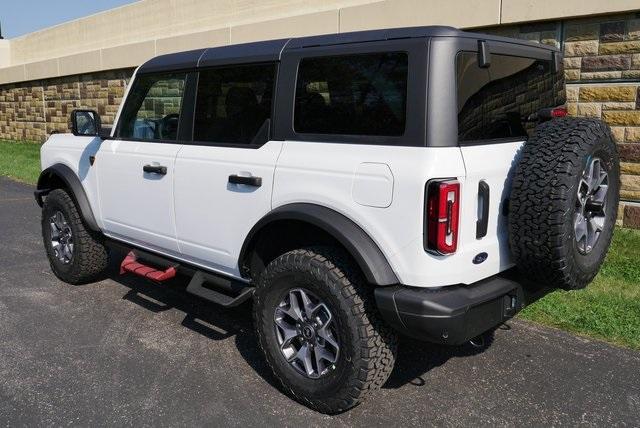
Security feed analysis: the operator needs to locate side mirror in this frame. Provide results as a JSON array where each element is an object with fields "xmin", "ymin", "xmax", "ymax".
[{"xmin": 71, "ymin": 109, "xmax": 102, "ymax": 137}]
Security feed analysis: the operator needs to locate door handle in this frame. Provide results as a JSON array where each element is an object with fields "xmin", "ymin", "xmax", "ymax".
[
  {"xmin": 228, "ymin": 174, "xmax": 262, "ymax": 187},
  {"xmin": 476, "ymin": 180, "xmax": 490, "ymax": 239},
  {"xmin": 143, "ymin": 164, "xmax": 167, "ymax": 175}
]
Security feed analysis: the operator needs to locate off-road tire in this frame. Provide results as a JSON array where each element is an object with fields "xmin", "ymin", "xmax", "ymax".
[
  {"xmin": 41, "ymin": 188, "xmax": 109, "ymax": 284},
  {"xmin": 508, "ymin": 118, "xmax": 620, "ymax": 290},
  {"xmin": 253, "ymin": 247, "xmax": 397, "ymax": 414}
]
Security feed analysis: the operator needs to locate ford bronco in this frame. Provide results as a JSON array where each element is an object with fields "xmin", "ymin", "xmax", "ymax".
[{"xmin": 35, "ymin": 26, "xmax": 619, "ymax": 413}]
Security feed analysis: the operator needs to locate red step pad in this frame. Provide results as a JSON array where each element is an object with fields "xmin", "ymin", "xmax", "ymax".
[{"xmin": 119, "ymin": 251, "xmax": 177, "ymax": 282}]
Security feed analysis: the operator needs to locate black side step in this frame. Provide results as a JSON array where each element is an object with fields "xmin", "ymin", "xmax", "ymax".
[{"xmin": 186, "ymin": 271, "xmax": 254, "ymax": 308}]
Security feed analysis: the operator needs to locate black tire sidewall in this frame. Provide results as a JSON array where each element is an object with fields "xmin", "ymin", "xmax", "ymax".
[{"xmin": 255, "ymin": 267, "xmax": 358, "ymax": 401}]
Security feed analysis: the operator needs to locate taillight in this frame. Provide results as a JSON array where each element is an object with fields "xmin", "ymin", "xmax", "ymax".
[
  {"xmin": 425, "ymin": 180, "xmax": 460, "ymax": 255},
  {"xmin": 550, "ymin": 106, "xmax": 568, "ymax": 117},
  {"xmin": 534, "ymin": 106, "xmax": 568, "ymax": 121}
]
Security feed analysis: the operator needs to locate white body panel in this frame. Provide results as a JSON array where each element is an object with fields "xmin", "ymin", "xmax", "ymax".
[
  {"xmin": 173, "ymin": 141, "xmax": 283, "ymax": 277},
  {"xmin": 40, "ymin": 132, "xmax": 524, "ymax": 288},
  {"xmin": 95, "ymin": 139, "xmax": 182, "ymax": 253},
  {"xmin": 457, "ymin": 141, "xmax": 526, "ymax": 279},
  {"xmin": 272, "ymin": 140, "xmax": 523, "ymax": 287},
  {"xmin": 40, "ymin": 134, "xmax": 103, "ymax": 224}
]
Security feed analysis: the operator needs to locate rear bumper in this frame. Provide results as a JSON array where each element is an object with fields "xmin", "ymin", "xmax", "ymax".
[{"xmin": 374, "ymin": 271, "xmax": 550, "ymax": 345}]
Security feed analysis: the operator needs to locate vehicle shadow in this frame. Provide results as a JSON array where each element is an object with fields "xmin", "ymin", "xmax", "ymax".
[
  {"xmin": 103, "ymin": 246, "xmax": 281, "ymax": 388},
  {"xmin": 101, "ymin": 246, "xmax": 493, "ymax": 393}
]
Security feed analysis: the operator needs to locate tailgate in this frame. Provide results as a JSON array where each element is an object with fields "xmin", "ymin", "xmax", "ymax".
[{"xmin": 458, "ymin": 140, "xmax": 525, "ymax": 275}]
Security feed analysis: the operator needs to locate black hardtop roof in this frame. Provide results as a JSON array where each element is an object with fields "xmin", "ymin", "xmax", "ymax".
[{"xmin": 138, "ymin": 25, "xmax": 558, "ymax": 74}]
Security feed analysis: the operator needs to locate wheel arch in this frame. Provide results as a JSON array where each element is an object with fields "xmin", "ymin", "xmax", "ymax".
[
  {"xmin": 239, "ymin": 203, "xmax": 399, "ymax": 286},
  {"xmin": 36, "ymin": 163, "xmax": 100, "ymax": 232}
]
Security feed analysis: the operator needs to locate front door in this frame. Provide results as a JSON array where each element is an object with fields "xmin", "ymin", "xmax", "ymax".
[
  {"xmin": 97, "ymin": 71, "xmax": 188, "ymax": 254},
  {"xmin": 173, "ymin": 63, "xmax": 280, "ymax": 276}
]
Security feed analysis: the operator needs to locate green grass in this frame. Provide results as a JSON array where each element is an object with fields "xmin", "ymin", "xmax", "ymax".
[
  {"xmin": 0, "ymin": 139, "xmax": 639, "ymax": 349},
  {"xmin": 0, "ymin": 140, "xmax": 41, "ymax": 184},
  {"xmin": 520, "ymin": 227, "xmax": 640, "ymax": 350}
]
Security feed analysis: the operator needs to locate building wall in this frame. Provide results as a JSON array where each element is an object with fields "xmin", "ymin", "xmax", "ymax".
[{"xmin": 0, "ymin": 69, "xmax": 132, "ymax": 141}]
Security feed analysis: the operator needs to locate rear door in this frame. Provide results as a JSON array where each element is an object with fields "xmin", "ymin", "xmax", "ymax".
[
  {"xmin": 97, "ymin": 72, "xmax": 188, "ymax": 253},
  {"xmin": 173, "ymin": 63, "xmax": 281, "ymax": 276},
  {"xmin": 455, "ymin": 46, "xmax": 565, "ymax": 270}
]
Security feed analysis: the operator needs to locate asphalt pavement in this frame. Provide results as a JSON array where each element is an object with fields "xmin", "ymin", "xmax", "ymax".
[{"xmin": 1, "ymin": 176, "xmax": 639, "ymax": 426}]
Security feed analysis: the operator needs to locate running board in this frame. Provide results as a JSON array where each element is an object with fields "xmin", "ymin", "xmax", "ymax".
[
  {"xmin": 186, "ymin": 271, "xmax": 254, "ymax": 308},
  {"xmin": 120, "ymin": 251, "xmax": 178, "ymax": 282}
]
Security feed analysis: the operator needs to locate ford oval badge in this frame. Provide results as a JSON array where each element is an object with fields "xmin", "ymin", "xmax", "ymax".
[{"xmin": 473, "ymin": 252, "xmax": 488, "ymax": 264}]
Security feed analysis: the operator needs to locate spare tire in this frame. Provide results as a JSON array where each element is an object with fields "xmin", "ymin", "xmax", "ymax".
[{"xmin": 508, "ymin": 118, "xmax": 620, "ymax": 290}]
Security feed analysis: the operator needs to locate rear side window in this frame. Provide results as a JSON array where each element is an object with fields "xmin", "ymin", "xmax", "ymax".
[
  {"xmin": 456, "ymin": 52, "xmax": 565, "ymax": 142},
  {"xmin": 194, "ymin": 63, "xmax": 275, "ymax": 145},
  {"xmin": 117, "ymin": 72, "xmax": 187, "ymax": 141},
  {"xmin": 294, "ymin": 52, "xmax": 408, "ymax": 136}
]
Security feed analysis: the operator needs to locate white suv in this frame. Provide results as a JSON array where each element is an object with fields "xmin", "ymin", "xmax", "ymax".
[{"xmin": 35, "ymin": 26, "xmax": 620, "ymax": 413}]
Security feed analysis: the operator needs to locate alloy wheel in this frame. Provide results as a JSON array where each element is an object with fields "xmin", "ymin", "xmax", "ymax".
[
  {"xmin": 50, "ymin": 211, "xmax": 74, "ymax": 264},
  {"xmin": 574, "ymin": 157, "xmax": 609, "ymax": 255},
  {"xmin": 273, "ymin": 288, "xmax": 340, "ymax": 379}
]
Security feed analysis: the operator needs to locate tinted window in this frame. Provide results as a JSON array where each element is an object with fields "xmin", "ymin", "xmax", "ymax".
[
  {"xmin": 294, "ymin": 52, "xmax": 408, "ymax": 136},
  {"xmin": 457, "ymin": 52, "xmax": 565, "ymax": 141},
  {"xmin": 117, "ymin": 73, "xmax": 186, "ymax": 141},
  {"xmin": 194, "ymin": 64, "xmax": 275, "ymax": 145}
]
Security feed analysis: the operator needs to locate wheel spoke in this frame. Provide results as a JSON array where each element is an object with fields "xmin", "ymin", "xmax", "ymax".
[
  {"xmin": 577, "ymin": 179, "xmax": 589, "ymax": 208},
  {"xmin": 592, "ymin": 185, "xmax": 608, "ymax": 204},
  {"xmin": 298, "ymin": 289, "xmax": 316, "ymax": 319},
  {"xmin": 51, "ymin": 241, "xmax": 60, "ymax": 258},
  {"xmin": 315, "ymin": 343, "xmax": 337, "ymax": 366},
  {"xmin": 575, "ymin": 214, "xmax": 587, "ymax": 243},
  {"xmin": 54, "ymin": 211, "xmax": 66, "ymax": 230},
  {"xmin": 574, "ymin": 157, "xmax": 610, "ymax": 255},
  {"xmin": 593, "ymin": 170, "xmax": 608, "ymax": 191},
  {"xmin": 62, "ymin": 244, "xmax": 72, "ymax": 261},
  {"xmin": 289, "ymin": 343, "xmax": 314, "ymax": 376},
  {"xmin": 574, "ymin": 214, "xmax": 588, "ymax": 251},
  {"xmin": 310, "ymin": 303, "xmax": 332, "ymax": 325},
  {"xmin": 583, "ymin": 160, "xmax": 594, "ymax": 191},
  {"xmin": 589, "ymin": 216, "xmax": 604, "ymax": 233},
  {"xmin": 274, "ymin": 316, "xmax": 299, "ymax": 348},
  {"xmin": 317, "ymin": 325, "xmax": 339, "ymax": 350},
  {"xmin": 585, "ymin": 216, "xmax": 603, "ymax": 252},
  {"xmin": 281, "ymin": 290, "xmax": 304, "ymax": 322},
  {"xmin": 50, "ymin": 221, "xmax": 60, "ymax": 239},
  {"xmin": 589, "ymin": 159, "xmax": 600, "ymax": 191}
]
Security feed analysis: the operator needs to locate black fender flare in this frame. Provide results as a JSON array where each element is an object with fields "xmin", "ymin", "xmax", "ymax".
[
  {"xmin": 239, "ymin": 203, "xmax": 399, "ymax": 286},
  {"xmin": 36, "ymin": 164, "xmax": 100, "ymax": 232}
]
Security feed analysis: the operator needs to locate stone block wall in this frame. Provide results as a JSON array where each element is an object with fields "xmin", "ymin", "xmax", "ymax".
[
  {"xmin": 483, "ymin": 12, "xmax": 640, "ymax": 228},
  {"xmin": 0, "ymin": 69, "xmax": 133, "ymax": 141},
  {"xmin": 138, "ymin": 77, "xmax": 185, "ymax": 120}
]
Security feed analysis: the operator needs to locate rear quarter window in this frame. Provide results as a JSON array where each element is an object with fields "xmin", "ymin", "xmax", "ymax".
[
  {"xmin": 456, "ymin": 52, "xmax": 565, "ymax": 142},
  {"xmin": 294, "ymin": 52, "xmax": 408, "ymax": 137}
]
